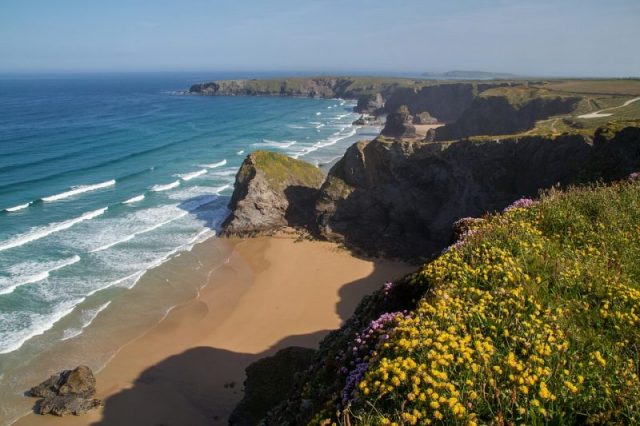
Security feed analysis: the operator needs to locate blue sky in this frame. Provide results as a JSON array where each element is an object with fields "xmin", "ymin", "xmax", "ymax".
[{"xmin": 1, "ymin": 0, "xmax": 638, "ymax": 76}]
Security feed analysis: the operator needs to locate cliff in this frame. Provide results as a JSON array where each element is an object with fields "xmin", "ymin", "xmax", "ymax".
[
  {"xmin": 189, "ymin": 77, "xmax": 422, "ymax": 113},
  {"xmin": 221, "ymin": 151, "xmax": 324, "ymax": 236},
  {"xmin": 189, "ymin": 77, "xmax": 515, "ymax": 117},
  {"xmin": 315, "ymin": 133, "xmax": 590, "ymax": 259},
  {"xmin": 434, "ymin": 87, "xmax": 581, "ymax": 140},
  {"xmin": 315, "ymin": 121, "xmax": 640, "ymax": 259}
]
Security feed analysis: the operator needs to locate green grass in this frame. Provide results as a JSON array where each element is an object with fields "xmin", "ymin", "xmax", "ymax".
[
  {"xmin": 341, "ymin": 179, "xmax": 640, "ymax": 425},
  {"xmin": 250, "ymin": 150, "xmax": 324, "ymax": 190},
  {"xmin": 536, "ymin": 79, "xmax": 640, "ymax": 96}
]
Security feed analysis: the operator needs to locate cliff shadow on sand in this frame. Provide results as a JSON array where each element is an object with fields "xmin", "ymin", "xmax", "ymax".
[{"xmin": 87, "ymin": 247, "xmax": 412, "ymax": 426}]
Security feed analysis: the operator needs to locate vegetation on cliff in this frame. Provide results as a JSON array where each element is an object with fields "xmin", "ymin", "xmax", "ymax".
[{"xmin": 264, "ymin": 177, "xmax": 640, "ymax": 425}]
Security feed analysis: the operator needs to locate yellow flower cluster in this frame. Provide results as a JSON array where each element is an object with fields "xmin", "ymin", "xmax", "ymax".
[{"xmin": 347, "ymin": 182, "xmax": 640, "ymax": 425}]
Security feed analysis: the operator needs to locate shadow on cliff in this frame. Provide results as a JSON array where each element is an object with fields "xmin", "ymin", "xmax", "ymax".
[{"xmin": 91, "ymin": 250, "xmax": 412, "ymax": 426}]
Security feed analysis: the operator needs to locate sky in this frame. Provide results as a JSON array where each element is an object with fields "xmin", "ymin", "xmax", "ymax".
[{"xmin": 1, "ymin": 0, "xmax": 639, "ymax": 77}]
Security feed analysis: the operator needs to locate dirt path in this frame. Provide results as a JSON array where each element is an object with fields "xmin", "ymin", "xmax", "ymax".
[{"xmin": 578, "ymin": 97, "xmax": 640, "ymax": 119}]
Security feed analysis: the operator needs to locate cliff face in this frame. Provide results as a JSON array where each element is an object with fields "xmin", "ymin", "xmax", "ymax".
[
  {"xmin": 315, "ymin": 134, "xmax": 593, "ymax": 259},
  {"xmin": 382, "ymin": 83, "xmax": 478, "ymax": 122},
  {"xmin": 221, "ymin": 151, "xmax": 324, "ymax": 236},
  {"xmin": 434, "ymin": 88, "xmax": 581, "ymax": 140}
]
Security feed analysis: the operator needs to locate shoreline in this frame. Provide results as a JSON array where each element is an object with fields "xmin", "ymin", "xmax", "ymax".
[
  {"xmin": 0, "ymin": 96, "xmax": 382, "ymax": 426},
  {"xmin": 15, "ymin": 234, "xmax": 413, "ymax": 425}
]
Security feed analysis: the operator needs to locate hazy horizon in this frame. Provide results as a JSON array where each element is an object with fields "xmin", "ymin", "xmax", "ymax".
[{"xmin": 1, "ymin": 0, "xmax": 639, "ymax": 77}]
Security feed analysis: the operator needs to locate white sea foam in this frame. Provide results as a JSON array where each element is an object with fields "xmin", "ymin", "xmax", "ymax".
[
  {"xmin": 123, "ymin": 194, "xmax": 145, "ymax": 204},
  {"xmin": 254, "ymin": 139, "xmax": 297, "ymax": 149},
  {"xmin": 178, "ymin": 169, "xmax": 207, "ymax": 181},
  {"xmin": 167, "ymin": 184, "xmax": 231, "ymax": 202},
  {"xmin": 0, "ymin": 298, "xmax": 84, "ymax": 354},
  {"xmin": 290, "ymin": 128, "xmax": 357, "ymax": 159},
  {"xmin": 0, "ymin": 255, "xmax": 81, "ymax": 296},
  {"xmin": 90, "ymin": 212, "xmax": 188, "ymax": 253},
  {"xmin": 237, "ymin": 150, "xmax": 245, "ymax": 155},
  {"xmin": 86, "ymin": 271, "xmax": 143, "ymax": 296},
  {"xmin": 0, "ymin": 208, "xmax": 107, "ymax": 252},
  {"xmin": 315, "ymin": 112, "xmax": 321, "ymax": 116},
  {"xmin": 4, "ymin": 202, "xmax": 32, "ymax": 212},
  {"xmin": 331, "ymin": 113, "xmax": 350, "ymax": 120},
  {"xmin": 61, "ymin": 302, "xmax": 111, "ymax": 341},
  {"xmin": 42, "ymin": 180, "xmax": 115, "ymax": 202},
  {"xmin": 199, "ymin": 159, "xmax": 227, "ymax": 169},
  {"xmin": 212, "ymin": 169, "xmax": 237, "ymax": 177},
  {"xmin": 287, "ymin": 124, "xmax": 307, "ymax": 129},
  {"xmin": 151, "ymin": 180, "xmax": 181, "ymax": 192}
]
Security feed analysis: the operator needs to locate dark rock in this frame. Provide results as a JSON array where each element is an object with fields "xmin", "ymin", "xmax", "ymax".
[
  {"xmin": 28, "ymin": 366, "xmax": 102, "ymax": 417},
  {"xmin": 381, "ymin": 106, "xmax": 416, "ymax": 138},
  {"xmin": 352, "ymin": 115, "xmax": 367, "ymax": 126},
  {"xmin": 383, "ymin": 83, "xmax": 480, "ymax": 123},
  {"xmin": 221, "ymin": 151, "xmax": 325, "ymax": 236},
  {"xmin": 38, "ymin": 395, "xmax": 103, "ymax": 417},
  {"xmin": 229, "ymin": 347, "xmax": 316, "ymax": 426}
]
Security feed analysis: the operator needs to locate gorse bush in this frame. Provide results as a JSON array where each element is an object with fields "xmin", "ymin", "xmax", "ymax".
[{"xmin": 340, "ymin": 179, "xmax": 640, "ymax": 425}]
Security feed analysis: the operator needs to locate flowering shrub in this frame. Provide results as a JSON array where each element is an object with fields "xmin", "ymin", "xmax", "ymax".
[
  {"xmin": 503, "ymin": 197, "xmax": 537, "ymax": 212},
  {"xmin": 342, "ymin": 181, "xmax": 640, "ymax": 425}
]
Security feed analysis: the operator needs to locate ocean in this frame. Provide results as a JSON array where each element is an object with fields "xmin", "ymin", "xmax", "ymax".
[{"xmin": 0, "ymin": 72, "xmax": 380, "ymax": 424}]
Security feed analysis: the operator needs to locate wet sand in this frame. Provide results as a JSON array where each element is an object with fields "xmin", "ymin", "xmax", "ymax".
[{"xmin": 16, "ymin": 235, "xmax": 413, "ymax": 426}]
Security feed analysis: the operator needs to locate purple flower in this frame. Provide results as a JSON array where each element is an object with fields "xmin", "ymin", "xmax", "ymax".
[
  {"xmin": 504, "ymin": 197, "xmax": 537, "ymax": 212},
  {"xmin": 383, "ymin": 281, "xmax": 395, "ymax": 296},
  {"xmin": 629, "ymin": 171, "xmax": 640, "ymax": 182},
  {"xmin": 341, "ymin": 362, "xmax": 369, "ymax": 406}
]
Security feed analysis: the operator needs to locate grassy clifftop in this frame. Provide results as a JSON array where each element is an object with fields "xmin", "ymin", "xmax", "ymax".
[
  {"xmin": 249, "ymin": 150, "xmax": 324, "ymax": 190},
  {"xmin": 265, "ymin": 177, "xmax": 640, "ymax": 425}
]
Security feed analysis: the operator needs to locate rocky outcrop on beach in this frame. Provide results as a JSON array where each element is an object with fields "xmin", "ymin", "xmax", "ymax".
[
  {"xmin": 354, "ymin": 93, "xmax": 385, "ymax": 113},
  {"xmin": 380, "ymin": 106, "xmax": 416, "ymax": 138},
  {"xmin": 314, "ymin": 122, "xmax": 640, "ymax": 259},
  {"xmin": 27, "ymin": 366, "xmax": 102, "ymax": 416},
  {"xmin": 221, "ymin": 151, "xmax": 325, "ymax": 236}
]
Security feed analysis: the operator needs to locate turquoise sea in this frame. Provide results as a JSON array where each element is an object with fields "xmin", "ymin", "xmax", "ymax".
[{"xmin": 0, "ymin": 72, "xmax": 380, "ymax": 424}]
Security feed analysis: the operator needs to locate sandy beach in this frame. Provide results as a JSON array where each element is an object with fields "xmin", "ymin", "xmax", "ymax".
[
  {"xmin": 15, "ymin": 235, "xmax": 412, "ymax": 426},
  {"xmin": 414, "ymin": 123, "xmax": 444, "ymax": 137}
]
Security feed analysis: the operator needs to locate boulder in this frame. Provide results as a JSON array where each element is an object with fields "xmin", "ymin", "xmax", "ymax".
[
  {"xmin": 38, "ymin": 395, "xmax": 103, "ymax": 417},
  {"xmin": 27, "ymin": 366, "xmax": 102, "ymax": 417},
  {"xmin": 221, "ymin": 151, "xmax": 325, "ymax": 236}
]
